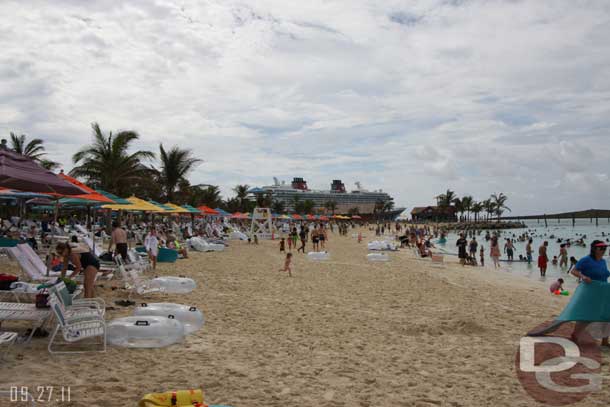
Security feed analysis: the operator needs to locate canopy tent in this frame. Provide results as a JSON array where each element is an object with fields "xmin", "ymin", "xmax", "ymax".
[
  {"xmin": 103, "ymin": 196, "xmax": 167, "ymax": 212},
  {"xmin": 214, "ymin": 208, "xmax": 231, "ymax": 217},
  {"xmin": 198, "ymin": 205, "xmax": 219, "ymax": 215},
  {"xmin": 163, "ymin": 202, "xmax": 190, "ymax": 213},
  {"xmin": 0, "ymin": 147, "xmax": 85, "ymax": 195},
  {"xmin": 181, "ymin": 204, "xmax": 201, "ymax": 214}
]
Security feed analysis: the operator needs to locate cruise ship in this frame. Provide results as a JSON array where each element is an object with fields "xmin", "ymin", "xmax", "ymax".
[{"xmin": 249, "ymin": 177, "xmax": 401, "ymax": 216}]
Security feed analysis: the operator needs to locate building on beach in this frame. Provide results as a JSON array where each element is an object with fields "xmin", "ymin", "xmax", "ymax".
[{"xmin": 410, "ymin": 206, "xmax": 457, "ymax": 222}]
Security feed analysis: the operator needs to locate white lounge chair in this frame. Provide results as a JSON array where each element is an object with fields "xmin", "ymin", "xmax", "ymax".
[
  {"xmin": 4, "ymin": 246, "xmax": 57, "ymax": 282},
  {"xmin": 115, "ymin": 257, "xmax": 164, "ymax": 298},
  {"xmin": 47, "ymin": 282, "xmax": 105, "ymax": 317},
  {"xmin": 47, "ymin": 293, "xmax": 106, "ymax": 353},
  {"xmin": 0, "ymin": 302, "xmax": 51, "ymax": 343}
]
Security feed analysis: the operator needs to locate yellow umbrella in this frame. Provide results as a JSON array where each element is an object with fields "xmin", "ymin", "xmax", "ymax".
[
  {"xmin": 163, "ymin": 202, "xmax": 190, "ymax": 213},
  {"xmin": 103, "ymin": 196, "xmax": 167, "ymax": 212}
]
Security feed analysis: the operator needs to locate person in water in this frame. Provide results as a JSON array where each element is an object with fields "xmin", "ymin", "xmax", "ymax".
[
  {"xmin": 526, "ymin": 239, "xmax": 533, "ymax": 265},
  {"xmin": 570, "ymin": 241, "xmax": 610, "ymax": 346},
  {"xmin": 456, "ymin": 233, "xmax": 468, "ymax": 266},
  {"xmin": 538, "ymin": 241, "xmax": 549, "ymax": 276},
  {"xmin": 56, "ymin": 242, "xmax": 100, "ymax": 298},
  {"xmin": 490, "ymin": 236, "xmax": 501, "ymax": 268},
  {"xmin": 549, "ymin": 278, "xmax": 564, "ymax": 293},
  {"xmin": 559, "ymin": 244, "xmax": 569, "ymax": 268}
]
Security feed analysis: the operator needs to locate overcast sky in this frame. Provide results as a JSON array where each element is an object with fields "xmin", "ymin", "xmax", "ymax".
[{"xmin": 1, "ymin": 0, "xmax": 609, "ymax": 215}]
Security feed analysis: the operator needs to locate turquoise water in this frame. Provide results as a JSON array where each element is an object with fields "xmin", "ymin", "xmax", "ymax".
[{"xmin": 434, "ymin": 219, "xmax": 610, "ymax": 290}]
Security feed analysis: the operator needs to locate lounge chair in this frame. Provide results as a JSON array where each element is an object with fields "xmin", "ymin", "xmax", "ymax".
[
  {"xmin": 0, "ymin": 302, "xmax": 51, "ymax": 343},
  {"xmin": 4, "ymin": 246, "xmax": 58, "ymax": 282},
  {"xmin": 115, "ymin": 257, "xmax": 164, "ymax": 298},
  {"xmin": 47, "ymin": 282, "xmax": 105, "ymax": 317},
  {"xmin": 47, "ymin": 292, "xmax": 107, "ymax": 353},
  {"xmin": 431, "ymin": 254, "xmax": 445, "ymax": 268}
]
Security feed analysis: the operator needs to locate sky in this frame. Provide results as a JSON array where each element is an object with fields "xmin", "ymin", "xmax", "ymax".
[{"xmin": 1, "ymin": 0, "xmax": 610, "ymax": 216}]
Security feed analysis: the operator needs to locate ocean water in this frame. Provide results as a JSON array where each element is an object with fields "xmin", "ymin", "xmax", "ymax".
[{"xmin": 433, "ymin": 219, "xmax": 610, "ymax": 290}]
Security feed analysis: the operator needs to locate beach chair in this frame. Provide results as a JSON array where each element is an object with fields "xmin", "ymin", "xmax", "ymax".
[
  {"xmin": 0, "ymin": 302, "xmax": 52, "ymax": 343},
  {"xmin": 47, "ymin": 292, "xmax": 106, "ymax": 354},
  {"xmin": 47, "ymin": 282, "xmax": 105, "ymax": 317},
  {"xmin": 4, "ymin": 246, "xmax": 57, "ymax": 282},
  {"xmin": 115, "ymin": 257, "xmax": 164, "ymax": 297},
  {"xmin": 0, "ymin": 331, "xmax": 18, "ymax": 361}
]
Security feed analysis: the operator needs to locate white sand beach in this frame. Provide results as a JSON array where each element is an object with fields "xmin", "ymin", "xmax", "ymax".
[{"xmin": 3, "ymin": 228, "xmax": 605, "ymax": 407}]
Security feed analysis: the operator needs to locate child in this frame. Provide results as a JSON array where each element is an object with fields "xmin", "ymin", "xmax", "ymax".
[
  {"xmin": 552, "ymin": 255, "xmax": 558, "ymax": 266},
  {"xmin": 567, "ymin": 256, "xmax": 578, "ymax": 275},
  {"xmin": 479, "ymin": 245, "xmax": 485, "ymax": 267},
  {"xmin": 253, "ymin": 234, "xmax": 259, "ymax": 245},
  {"xmin": 279, "ymin": 237, "xmax": 285, "ymax": 252},
  {"xmin": 278, "ymin": 252, "xmax": 292, "ymax": 277},
  {"xmin": 357, "ymin": 232, "xmax": 362, "ymax": 243},
  {"xmin": 287, "ymin": 234, "xmax": 292, "ymax": 251},
  {"xmin": 549, "ymin": 278, "xmax": 564, "ymax": 293}
]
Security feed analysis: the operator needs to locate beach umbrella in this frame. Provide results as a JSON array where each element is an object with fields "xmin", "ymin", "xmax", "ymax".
[
  {"xmin": 291, "ymin": 214, "xmax": 302, "ymax": 220},
  {"xmin": 231, "ymin": 212, "xmax": 249, "ymax": 219},
  {"xmin": 0, "ymin": 188, "xmax": 52, "ymax": 200},
  {"xmin": 103, "ymin": 196, "xmax": 165, "ymax": 212},
  {"xmin": 351, "ymin": 215, "xmax": 362, "ymax": 219},
  {"xmin": 164, "ymin": 202, "xmax": 190, "ymax": 213},
  {"xmin": 198, "ymin": 205, "xmax": 219, "ymax": 215},
  {"xmin": 0, "ymin": 147, "xmax": 86, "ymax": 195},
  {"xmin": 306, "ymin": 214, "xmax": 316, "ymax": 220},
  {"xmin": 148, "ymin": 200, "xmax": 173, "ymax": 212},
  {"xmin": 95, "ymin": 189, "xmax": 131, "ymax": 205},
  {"xmin": 181, "ymin": 204, "xmax": 201, "ymax": 214},
  {"xmin": 214, "ymin": 208, "xmax": 231, "ymax": 217},
  {"xmin": 319, "ymin": 215, "xmax": 329, "ymax": 221},
  {"xmin": 56, "ymin": 172, "xmax": 113, "ymax": 203}
]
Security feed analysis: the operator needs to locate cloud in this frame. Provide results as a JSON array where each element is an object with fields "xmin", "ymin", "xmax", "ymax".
[{"xmin": 0, "ymin": 0, "xmax": 609, "ymax": 215}]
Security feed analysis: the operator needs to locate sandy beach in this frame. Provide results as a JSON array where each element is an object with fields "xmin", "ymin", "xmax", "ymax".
[{"xmin": 1, "ymin": 228, "xmax": 606, "ymax": 407}]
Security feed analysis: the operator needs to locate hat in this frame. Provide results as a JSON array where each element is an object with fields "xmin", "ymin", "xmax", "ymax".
[{"xmin": 592, "ymin": 240, "xmax": 608, "ymax": 248}]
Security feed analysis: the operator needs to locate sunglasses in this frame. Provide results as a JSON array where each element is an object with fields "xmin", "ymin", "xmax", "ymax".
[{"xmin": 596, "ymin": 246, "xmax": 607, "ymax": 250}]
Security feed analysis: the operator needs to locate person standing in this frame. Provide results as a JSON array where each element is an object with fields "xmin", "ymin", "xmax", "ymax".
[
  {"xmin": 456, "ymin": 233, "xmax": 468, "ymax": 266},
  {"xmin": 526, "ymin": 239, "xmax": 533, "ymax": 265},
  {"xmin": 570, "ymin": 241, "xmax": 610, "ymax": 346},
  {"xmin": 504, "ymin": 238, "xmax": 514, "ymax": 261},
  {"xmin": 109, "ymin": 221, "xmax": 128, "ymax": 261},
  {"xmin": 559, "ymin": 244, "xmax": 568, "ymax": 268},
  {"xmin": 468, "ymin": 237, "xmax": 478, "ymax": 260},
  {"xmin": 297, "ymin": 227, "xmax": 307, "ymax": 253},
  {"xmin": 490, "ymin": 236, "xmax": 501, "ymax": 268},
  {"xmin": 538, "ymin": 241, "xmax": 549, "ymax": 277},
  {"xmin": 56, "ymin": 242, "xmax": 100, "ymax": 298},
  {"xmin": 144, "ymin": 227, "xmax": 159, "ymax": 270}
]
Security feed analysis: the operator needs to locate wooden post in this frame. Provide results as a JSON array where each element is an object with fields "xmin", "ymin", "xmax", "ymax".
[
  {"xmin": 596, "ymin": 217, "xmax": 599, "ymax": 227},
  {"xmin": 572, "ymin": 215, "xmax": 575, "ymax": 227},
  {"xmin": 544, "ymin": 214, "xmax": 548, "ymax": 228}
]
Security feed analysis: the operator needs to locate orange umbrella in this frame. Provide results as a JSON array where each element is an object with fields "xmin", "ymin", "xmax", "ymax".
[
  {"xmin": 56, "ymin": 172, "xmax": 113, "ymax": 202},
  {"xmin": 291, "ymin": 214, "xmax": 302, "ymax": 220},
  {"xmin": 198, "ymin": 205, "xmax": 220, "ymax": 215},
  {"xmin": 306, "ymin": 214, "xmax": 316, "ymax": 220}
]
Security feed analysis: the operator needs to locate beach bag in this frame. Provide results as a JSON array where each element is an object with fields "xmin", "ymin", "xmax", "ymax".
[
  {"xmin": 0, "ymin": 274, "xmax": 18, "ymax": 290},
  {"xmin": 138, "ymin": 389, "xmax": 205, "ymax": 407},
  {"xmin": 35, "ymin": 288, "xmax": 50, "ymax": 309}
]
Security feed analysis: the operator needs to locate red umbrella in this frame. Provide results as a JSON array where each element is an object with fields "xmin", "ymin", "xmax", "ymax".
[
  {"xmin": 0, "ymin": 146, "xmax": 86, "ymax": 195},
  {"xmin": 351, "ymin": 215, "xmax": 362, "ymax": 219},
  {"xmin": 291, "ymin": 214, "xmax": 302, "ymax": 220},
  {"xmin": 306, "ymin": 214, "xmax": 316, "ymax": 220},
  {"xmin": 231, "ymin": 212, "xmax": 249, "ymax": 219},
  {"xmin": 198, "ymin": 205, "xmax": 220, "ymax": 215},
  {"xmin": 319, "ymin": 215, "xmax": 329, "ymax": 221}
]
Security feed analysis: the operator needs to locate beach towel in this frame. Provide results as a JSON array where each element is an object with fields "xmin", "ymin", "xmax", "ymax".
[
  {"xmin": 528, "ymin": 281, "xmax": 610, "ymax": 336},
  {"xmin": 138, "ymin": 389, "xmax": 231, "ymax": 407}
]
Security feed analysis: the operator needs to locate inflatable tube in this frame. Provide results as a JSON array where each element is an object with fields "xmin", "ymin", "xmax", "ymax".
[
  {"xmin": 229, "ymin": 231, "xmax": 248, "ymax": 241},
  {"xmin": 367, "ymin": 253, "xmax": 389, "ymax": 262},
  {"xmin": 188, "ymin": 237, "xmax": 225, "ymax": 252},
  {"xmin": 107, "ymin": 316, "xmax": 185, "ymax": 348},
  {"xmin": 151, "ymin": 277, "xmax": 196, "ymax": 294},
  {"xmin": 528, "ymin": 281, "xmax": 610, "ymax": 336},
  {"xmin": 307, "ymin": 251, "xmax": 330, "ymax": 261},
  {"xmin": 134, "ymin": 303, "xmax": 204, "ymax": 335},
  {"xmin": 367, "ymin": 241, "xmax": 397, "ymax": 251}
]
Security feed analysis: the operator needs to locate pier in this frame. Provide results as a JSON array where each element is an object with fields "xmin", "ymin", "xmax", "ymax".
[{"xmin": 501, "ymin": 209, "xmax": 610, "ymax": 227}]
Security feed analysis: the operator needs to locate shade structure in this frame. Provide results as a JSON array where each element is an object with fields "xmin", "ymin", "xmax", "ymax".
[
  {"xmin": 57, "ymin": 173, "xmax": 113, "ymax": 203},
  {"xmin": 0, "ymin": 188, "xmax": 52, "ymax": 200},
  {"xmin": 96, "ymin": 189, "xmax": 131, "ymax": 205},
  {"xmin": 291, "ymin": 214, "xmax": 302, "ymax": 220},
  {"xmin": 231, "ymin": 212, "xmax": 249, "ymax": 219},
  {"xmin": 198, "ymin": 205, "xmax": 219, "ymax": 215},
  {"xmin": 103, "ymin": 196, "xmax": 167, "ymax": 212},
  {"xmin": 181, "ymin": 204, "xmax": 201, "ymax": 214},
  {"xmin": 214, "ymin": 208, "xmax": 231, "ymax": 217},
  {"xmin": 305, "ymin": 214, "xmax": 316, "ymax": 220},
  {"xmin": 148, "ymin": 200, "xmax": 173, "ymax": 212},
  {"xmin": 319, "ymin": 215, "xmax": 329, "ymax": 221},
  {"xmin": 163, "ymin": 202, "xmax": 190, "ymax": 213},
  {"xmin": 0, "ymin": 148, "xmax": 86, "ymax": 195}
]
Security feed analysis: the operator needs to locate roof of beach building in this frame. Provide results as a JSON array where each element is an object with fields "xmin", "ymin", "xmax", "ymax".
[{"xmin": 411, "ymin": 206, "xmax": 456, "ymax": 215}]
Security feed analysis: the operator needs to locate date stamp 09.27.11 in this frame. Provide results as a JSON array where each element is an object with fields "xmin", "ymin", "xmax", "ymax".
[{"xmin": 7, "ymin": 386, "xmax": 72, "ymax": 404}]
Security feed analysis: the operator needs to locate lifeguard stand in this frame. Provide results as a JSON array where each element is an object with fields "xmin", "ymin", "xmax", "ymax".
[{"xmin": 250, "ymin": 207, "xmax": 274, "ymax": 239}]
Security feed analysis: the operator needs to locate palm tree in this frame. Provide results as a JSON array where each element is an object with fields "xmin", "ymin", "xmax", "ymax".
[
  {"xmin": 471, "ymin": 201, "xmax": 483, "ymax": 222},
  {"xmin": 158, "ymin": 144, "xmax": 202, "ymax": 202},
  {"xmin": 482, "ymin": 199, "xmax": 495, "ymax": 222},
  {"xmin": 271, "ymin": 200, "xmax": 285, "ymax": 214},
  {"xmin": 233, "ymin": 184, "xmax": 250, "ymax": 211},
  {"xmin": 436, "ymin": 189, "xmax": 456, "ymax": 207},
  {"xmin": 71, "ymin": 122, "xmax": 154, "ymax": 196},
  {"xmin": 461, "ymin": 196, "xmax": 473, "ymax": 221},
  {"xmin": 491, "ymin": 193, "xmax": 511, "ymax": 221},
  {"xmin": 325, "ymin": 200, "xmax": 337, "ymax": 215},
  {"xmin": 191, "ymin": 185, "xmax": 223, "ymax": 208},
  {"xmin": 9, "ymin": 132, "xmax": 59, "ymax": 170},
  {"xmin": 452, "ymin": 197, "xmax": 464, "ymax": 222}
]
